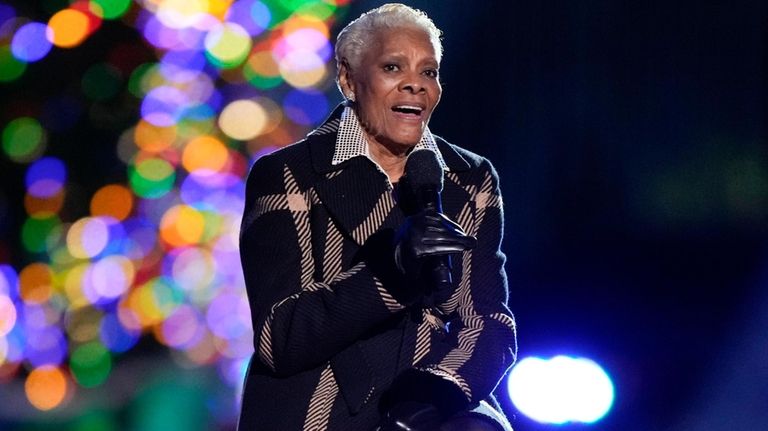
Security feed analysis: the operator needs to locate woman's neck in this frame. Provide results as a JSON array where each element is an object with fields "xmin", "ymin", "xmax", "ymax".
[{"xmin": 366, "ymin": 134, "xmax": 412, "ymax": 184}]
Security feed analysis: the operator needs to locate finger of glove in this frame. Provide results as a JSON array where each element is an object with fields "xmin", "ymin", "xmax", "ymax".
[
  {"xmin": 413, "ymin": 242, "xmax": 471, "ymax": 258},
  {"xmin": 421, "ymin": 230, "xmax": 477, "ymax": 249}
]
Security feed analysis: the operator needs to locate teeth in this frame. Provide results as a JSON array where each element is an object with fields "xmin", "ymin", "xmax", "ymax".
[{"xmin": 394, "ymin": 105, "xmax": 423, "ymax": 112}]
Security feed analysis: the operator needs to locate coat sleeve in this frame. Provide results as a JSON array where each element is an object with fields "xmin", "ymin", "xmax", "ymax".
[
  {"xmin": 413, "ymin": 159, "xmax": 518, "ymax": 406},
  {"xmin": 240, "ymin": 154, "xmax": 406, "ymax": 377}
]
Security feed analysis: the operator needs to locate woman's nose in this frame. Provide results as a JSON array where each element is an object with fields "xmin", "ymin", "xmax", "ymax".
[{"xmin": 399, "ymin": 74, "xmax": 426, "ymax": 94}]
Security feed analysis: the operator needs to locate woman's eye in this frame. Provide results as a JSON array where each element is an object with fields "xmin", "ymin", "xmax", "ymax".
[
  {"xmin": 383, "ymin": 64, "xmax": 399, "ymax": 72},
  {"xmin": 424, "ymin": 69, "xmax": 439, "ymax": 78}
]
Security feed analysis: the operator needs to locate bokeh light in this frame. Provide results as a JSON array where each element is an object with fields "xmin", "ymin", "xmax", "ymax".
[
  {"xmin": 25, "ymin": 365, "xmax": 69, "ymax": 410},
  {"xmin": 2, "ymin": 117, "xmax": 48, "ymax": 162},
  {"xmin": 0, "ymin": 45, "xmax": 27, "ymax": 82},
  {"xmin": 0, "ymin": 0, "xmax": 348, "ymax": 421},
  {"xmin": 11, "ymin": 22, "xmax": 53, "ymax": 63},
  {"xmin": 47, "ymin": 8, "xmax": 94, "ymax": 48},
  {"xmin": 26, "ymin": 157, "xmax": 67, "ymax": 198},
  {"xmin": 508, "ymin": 356, "xmax": 615, "ymax": 424},
  {"xmin": 89, "ymin": 0, "xmax": 132, "ymax": 20}
]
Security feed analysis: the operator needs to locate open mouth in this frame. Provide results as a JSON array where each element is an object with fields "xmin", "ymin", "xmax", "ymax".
[{"xmin": 391, "ymin": 105, "xmax": 424, "ymax": 116}]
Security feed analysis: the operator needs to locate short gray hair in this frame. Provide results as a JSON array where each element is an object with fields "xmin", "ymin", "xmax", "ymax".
[{"xmin": 335, "ymin": 3, "xmax": 443, "ymax": 71}]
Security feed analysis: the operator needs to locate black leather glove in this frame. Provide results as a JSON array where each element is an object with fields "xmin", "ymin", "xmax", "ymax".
[
  {"xmin": 376, "ymin": 401, "xmax": 443, "ymax": 431},
  {"xmin": 378, "ymin": 369, "xmax": 470, "ymax": 431},
  {"xmin": 393, "ymin": 209, "xmax": 476, "ymax": 281}
]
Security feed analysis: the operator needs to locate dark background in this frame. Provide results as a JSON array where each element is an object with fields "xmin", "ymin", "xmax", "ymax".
[
  {"xmin": 2, "ymin": 1, "xmax": 767, "ymax": 430},
  {"xmin": 343, "ymin": 1, "xmax": 768, "ymax": 430}
]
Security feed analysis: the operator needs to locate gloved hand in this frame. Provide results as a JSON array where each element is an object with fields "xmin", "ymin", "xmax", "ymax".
[
  {"xmin": 378, "ymin": 369, "xmax": 470, "ymax": 431},
  {"xmin": 376, "ymin": 401, "xmax": 443, "ymax": 431},
  {"xmin": 393, "ymin": 209, "xmax": 476, "ymax": 281}
]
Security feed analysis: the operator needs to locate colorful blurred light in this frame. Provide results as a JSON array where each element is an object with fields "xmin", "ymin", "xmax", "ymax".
[
  {"xmin": 11, "ymin": 22, "xmax": 53, "ymax": 62},
  {"xmin": 25, "ymin": 365, "xmax": 69, "ymax": 411},
  {"xmin": 91, "ymin": 184, "xmax": 134, "ymax": 220},
  {"xmin": 26, "ymin": 157, "xmax": 67, "ymax": 198},
  {"xmin": 70, "ymin": 341, "xmax": 112, "ymax": 387},
  {"xmin": 1, "ymin": 0, "xmax": 348, "ymax": 409},
  {"xmin": 182, "ymin": 135, "xmax": 229, "ymax": 174},
  {"xmin": 0, "ymin": 45, "xmax": 27, "ymax": 82},
  {"xmin": 66, "ymin": 217, "xmax": 111, "ymax": 259},
  {"xmin": 129, "ymin": 157, "xmax": 176, "ymax": 198},
  {"xmin": 19, "ymin": 263, "xmax": 54, "ymax": 304},
  {"xmin": 204, "ymin": 22, "xmax": 252, "ymax": 69},
  {"xmin": 0, "ymin": 295, "xmax": 17, "ymax": 336},
  {"xmin": 2, "ymin": 117, "xmax": 47, "ymax": 162},
  {"xmin": 89, "ymin": 0, "xmax": 132, "ymax": 20},
  {"xmin": 47, "ymin": 8, "xmax": 94, "ymax": 48},
  {"xmin": 227, "ymin": 0, "xmax": 271, "ymax": 36}
]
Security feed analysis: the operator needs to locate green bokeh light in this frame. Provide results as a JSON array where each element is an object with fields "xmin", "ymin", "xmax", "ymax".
[
  {"xmin": 0, "ymin": 45, "xmax": 27, "ymax": 82},
  {"xmin": 91, "ymin": 0, "xmax": 132, "ymax": 20},
  {"xmin": 2, "ymin": 117, "xmax": 47, "ymax": 162},
  {"xmin": 295, "ymin": 1, "xmax": 337, "ymax": 20},
  {"xmin": 127, "ymin": 63, "xmax": 156, "ymax": 98},
  {"xmin": 21, "ymin": 216, "xmax": 61, "ymax": 253},
  {"xmin": 70, "ymin": 341, "xmax": 112, "ymax": 388},
  {"xmin": 129, "ymin": 158, "xmax": 175, "ymax": 199}
]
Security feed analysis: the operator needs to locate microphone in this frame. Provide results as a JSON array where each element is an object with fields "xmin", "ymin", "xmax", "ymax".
[{"xmin": 404, "ymin": 149, "xmax": 452, "ymax": 291}]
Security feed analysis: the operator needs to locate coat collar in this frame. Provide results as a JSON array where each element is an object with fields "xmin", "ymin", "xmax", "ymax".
[
  {"xmin": 308, "ymin": 104, "xmax": 472, "ymax": 175},
  {"xmin": 307, "ymin": 105, "xmax": 473, "ymax": 246}
]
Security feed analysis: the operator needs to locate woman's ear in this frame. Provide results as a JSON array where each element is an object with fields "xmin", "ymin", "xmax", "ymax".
[{"xmin": 338, "ymin": 59, "xmax": 355, "ymax": 97}]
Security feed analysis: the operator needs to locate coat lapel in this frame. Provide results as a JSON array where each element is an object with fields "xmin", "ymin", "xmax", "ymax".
[
  {"xmin": 307, "ymin": 106, "xmax": 474, "ymax": 245},
  {"xmin": 314, "ymin": 157, "xmax": 399, "ymax": 246}
]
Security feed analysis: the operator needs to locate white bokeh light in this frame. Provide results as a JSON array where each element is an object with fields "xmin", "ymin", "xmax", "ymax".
[{"xmin": 507, "ymin": 355, "xmax": 615, "ymax": 424}]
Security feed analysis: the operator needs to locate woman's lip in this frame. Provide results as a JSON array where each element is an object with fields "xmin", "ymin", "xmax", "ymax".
[{"xmin": 391, "ymin": 110, "xmax": 424, "ymax": 121}]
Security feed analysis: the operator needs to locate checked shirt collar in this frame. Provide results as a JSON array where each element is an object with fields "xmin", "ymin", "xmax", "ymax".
[{"xmin": 331, "ymin": 105, "xmax": 448, "ymax": 171}]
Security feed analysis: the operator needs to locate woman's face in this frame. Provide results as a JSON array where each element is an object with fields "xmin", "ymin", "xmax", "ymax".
[{"xmin": 341, "ymin": 27, "xmax": 442, "ymax": 150}]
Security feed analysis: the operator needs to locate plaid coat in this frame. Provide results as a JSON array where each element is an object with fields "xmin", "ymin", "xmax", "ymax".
[{"xmin": 238, "ymin": 106, "xmax": 517, "ymax": 430}]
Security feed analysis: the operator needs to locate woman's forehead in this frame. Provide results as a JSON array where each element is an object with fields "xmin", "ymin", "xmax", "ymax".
[{"xmin": 366, "ymin": 27, "xmax": 439, "ymax": 60}]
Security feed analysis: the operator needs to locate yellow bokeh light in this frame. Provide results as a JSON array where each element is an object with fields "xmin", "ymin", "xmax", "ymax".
[
  {"xmin": 48, "ymin": 9, "xmax": 91, "ymax": 48},
  {"xmin": 25, "ymin": 366, "xmax": 68, "ymax": 411},
  {"xmin": 19, "ymin": 263, "xmax": 53, "ymax": 304},
  {"xmin": 282, "ymin": 14, "xmax": 330, "ymax": 39},
  {"xmin": 218, "ymin": 99, "xmax": 268, "ymax": 141},
  {"xmin": 66, "ymin": 217, "xmax": 109, "ymax": 259},
  {"xmin": 207, "ymin": 0, "xmax": 233, "ymax": 20},
  {"xmin": 63, "ymin": 264, "xmax": 91, "ymax": 310},
  {"xmin": 182, "ymin": 135, "xmax": 229, "ymax": 174},
  {"xmin": 90, "ymin": 184, "xmax": 134, "ymax": 221},
  {"xmin": 160, "ymin": 205, "xmax": 205, "ymax": 247},
  {"xmin": 157, "ymin": 0, "xmax": 212, "ymax": 29},
  {"xmin": 204, "ymin": 22, "xmax": 252, "ymax": 68}
]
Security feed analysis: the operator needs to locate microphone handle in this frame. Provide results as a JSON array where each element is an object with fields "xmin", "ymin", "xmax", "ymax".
[{"xmin": 420, "ymin": 188, "xmax": 452, "ymax": 292}]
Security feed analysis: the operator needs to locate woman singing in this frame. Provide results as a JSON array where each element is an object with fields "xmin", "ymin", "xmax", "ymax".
[{"xmin": 238, "ymin": 4, "xmax": 516, "ymax": 430}]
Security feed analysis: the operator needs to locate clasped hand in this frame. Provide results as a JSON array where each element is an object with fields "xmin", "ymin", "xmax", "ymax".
[{"xmin": 393, "ymin": 209, "xmax": 476, "ymax": 280}]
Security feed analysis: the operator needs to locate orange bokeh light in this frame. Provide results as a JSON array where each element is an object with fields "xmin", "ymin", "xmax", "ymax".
[
  {"xmin": 90, "ymin": 184, "xmax": 134, "ymax": 220},
  {"xmin": 181, "ymin": 135, "xmax": 229, "ymax": 174},
  {"xmin": 24, "ymin": 190, "xmax": 66, "ymax": 219},
  {"xmin": 19, "ymin": 263, "xmax": 54, "ymax": 304},
  {"xmin": 47, "ymin": 9, "xmax": 94, "ymax": 48},
  {"xmin": 134, "ymin": 120, "xmax": 178, "ymax": 153},
  {"xmin": 25, "ymin": 366, "xmax": 68, "ymax": 411},
  {"xmin": 160, "ymin": 205, "xmax": 205, "ymax": 248}
]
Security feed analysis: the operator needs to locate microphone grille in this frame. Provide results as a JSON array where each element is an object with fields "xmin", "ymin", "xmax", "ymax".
[{"xmin": 405, "ymin": 149, "xmax": 443, "ymax": 193}]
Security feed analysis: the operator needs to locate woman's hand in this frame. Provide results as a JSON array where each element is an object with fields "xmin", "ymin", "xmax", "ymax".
[{"xmin": 393, "ymin": 209, "xmax": 476, "ymax": 280}]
